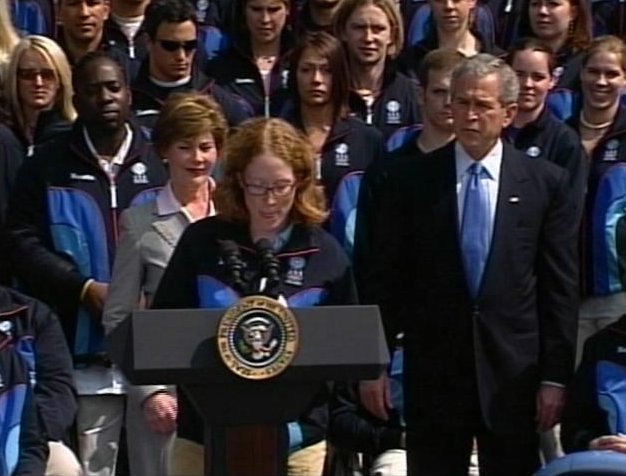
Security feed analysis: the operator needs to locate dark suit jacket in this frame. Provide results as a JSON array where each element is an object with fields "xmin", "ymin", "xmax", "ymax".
[{"xmin": 358, "ymin": 141, "xmax": 579, "ymax": 434}]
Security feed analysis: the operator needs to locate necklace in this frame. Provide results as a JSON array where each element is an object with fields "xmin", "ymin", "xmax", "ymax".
[{"xmin": 580, "ymin": 112, "xmax": 613, "ymax": 130}]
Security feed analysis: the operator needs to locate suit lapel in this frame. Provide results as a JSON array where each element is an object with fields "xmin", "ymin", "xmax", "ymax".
[
  {"xmin": 151, "ymin": 213, "xmax": 189, "ymax": 249},
  {"xmin": 480, "ymin": 145, "xmax": 528, "ymax": 295}
]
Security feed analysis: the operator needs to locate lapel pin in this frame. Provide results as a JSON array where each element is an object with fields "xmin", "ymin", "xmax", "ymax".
[{"xmin": 509, "ymin": 196, "xmax": 520, "ymax": 203}]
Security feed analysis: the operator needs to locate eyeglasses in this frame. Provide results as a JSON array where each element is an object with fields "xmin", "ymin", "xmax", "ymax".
[
  {"xmin": 17, "ymin": 68, "xmax": 56, "ymax": 82},
  {"xmin": 157, "ymin": 39, "xmax": 198, "ymax": 53},
  {"xmin": 241, "ymin": 181, "xmax": 296, "ymax": 197}
]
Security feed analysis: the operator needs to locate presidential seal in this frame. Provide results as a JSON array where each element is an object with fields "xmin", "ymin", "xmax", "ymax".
[{"xmin": 217, "ymin": 296, "xmax": 299, "ymax": 380}]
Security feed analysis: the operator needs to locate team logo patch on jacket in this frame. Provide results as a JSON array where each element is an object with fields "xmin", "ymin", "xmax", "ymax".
[
  {"xmin": 603, "ymin": 139, "xmax": 620, "ymax": 162},
  {"xmin": 334, "ymin": 143, "xmax": 350, "ymax": 167},
  {"xmin": 526, "ymin": 146, "xmax": 541, "ymax": 158},
  {"xmin": 285, "ymin": 257, "xmax": 306, "ymax": 286},
  {"xmin": 386, "ymin": 100, "xmax": 401, "ymax": 125},
  {"xmin": 553, "ymin": 66, "xmax": 564, "ymax": 82},
  {"xmin": 131, "ymin": 162, "xmax": 149, "ymax": 184},
  {"xmin": 196, "ymin": 0, "xmax": 209, "ymax": 22}
]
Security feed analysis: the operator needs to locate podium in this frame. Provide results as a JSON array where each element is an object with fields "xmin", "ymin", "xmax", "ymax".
[{"xmin": 107, "ymin": 304, "xmax": 389, "ymax": 476}]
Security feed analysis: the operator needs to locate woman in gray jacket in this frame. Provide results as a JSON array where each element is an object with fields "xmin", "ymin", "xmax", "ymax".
[{"xmin": 103, "ymin": 92, "xmax": 227, "ymax": 476}]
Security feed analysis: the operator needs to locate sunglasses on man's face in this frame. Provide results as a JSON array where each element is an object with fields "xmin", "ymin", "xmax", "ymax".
[
  {"xmin": 157, "ymin": 39, "xmax": 198, "ymax": 53},
  {"xmin": 17, "ymin": 68, "xmax": 56, "ymax": 82}
]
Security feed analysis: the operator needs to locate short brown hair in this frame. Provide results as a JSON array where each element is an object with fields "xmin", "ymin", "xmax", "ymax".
[
  {"xmin": 152, "ymin": 93, "xmax": 228, "ymax": 156},
  {"xmin": 582, "ymin": 35, "xmax": 626, "ymax": 72},
  {"xmin": 234, "ymin": 0, "xmax": 291, "ymax": 36},
  {"xmin": 506, "ymin": 37, "xmax": 556, "ymax": 72},
  {"xmin": 333, "ymin": 0, "xmax": 404, "ymax": 60},
  {"xmin": 214, "ymin": 118, "xmax": 328, "ymax": 225},
  {"xmin": 418, "ymin": 48, "xmax": 464, "ymax": 89}
]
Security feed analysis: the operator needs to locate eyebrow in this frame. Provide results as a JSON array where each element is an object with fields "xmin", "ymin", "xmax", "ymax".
[{"xmin": 83, "ymin": 79, "xmax": 123, "ymax": 87}]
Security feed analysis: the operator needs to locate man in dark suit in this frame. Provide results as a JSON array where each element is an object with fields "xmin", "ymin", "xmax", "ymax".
[{"xmin": 356, "ymin": 54, "xmax": 579, "ymax": 476}]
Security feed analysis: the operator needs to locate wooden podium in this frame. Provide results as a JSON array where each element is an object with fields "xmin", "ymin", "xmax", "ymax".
[{"xmin": 107, "ymin": 304, "xmax": 389, "ymax": 476}]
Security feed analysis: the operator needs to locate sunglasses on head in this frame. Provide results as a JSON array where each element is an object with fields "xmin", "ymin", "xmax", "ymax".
[
  {"xmin": 17, "ymin": 68, "xmax": 56, "ymax": 81},
  {"xmin": 157, "ymin": 39, "xmax": 198, "ymax": 53}
]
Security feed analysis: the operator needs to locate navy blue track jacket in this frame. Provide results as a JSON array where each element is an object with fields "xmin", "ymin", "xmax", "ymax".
[
  {"xmin": 5, "ymin": 121, "xmax": 167, "ymax": 359},
  {"xmin": 152, "ymin": 216, "xmax": 358, "ymax": 449}
]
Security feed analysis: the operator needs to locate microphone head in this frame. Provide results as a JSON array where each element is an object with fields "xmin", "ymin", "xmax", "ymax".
[
  {"xmin": 219, "ymin": 240, "xmax": 240, "ymax": 256},
  {"xmin": 255, "ymin": 238, "xmax": 274, "ymax": 254}
]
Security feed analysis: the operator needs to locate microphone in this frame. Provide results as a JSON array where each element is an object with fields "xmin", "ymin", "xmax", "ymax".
[
  {"xmin": 255, "ymin": 238, "xmax": 281, "ymax": 294},
  {"xmin": 219, "ymin": 240, "xmax": 246, "ymax": 294}
]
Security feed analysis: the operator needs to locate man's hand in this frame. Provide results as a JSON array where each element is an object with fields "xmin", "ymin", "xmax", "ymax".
[
  {"xmin": 589, "ymin": 434, "xmax": 626, "ymax": 453},
  {"xmin": 143, "ymin": 392, "xmax": 178, "ymax": 435},
  {"xmin": 359, "ymin": 373, "xmax": 392, "ymax": 421},
  {"xmin": 83, "ymin": 281, "xmax": 109, "ymax": 322},
  {"xmin": 536, "ymin": 384, "xmax": 564, "ymax": 432}
]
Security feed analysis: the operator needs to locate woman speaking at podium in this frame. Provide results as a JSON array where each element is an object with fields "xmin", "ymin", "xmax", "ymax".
[{"xmin": 151, "ymin": 117, "xmax": 358, "ymax": 476}]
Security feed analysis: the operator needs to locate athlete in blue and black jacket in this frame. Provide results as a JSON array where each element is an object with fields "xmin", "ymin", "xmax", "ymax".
[
  {"xmin": 5, "ymin": 52, "xmax": 168, "ymax": 362},
  {"xmin": 0, "ymin": 285, "xmax": 76, "ymax": 476},
  {"xmin": 282, "ymin": 32, "xmax": 384, "ymax": 259}
]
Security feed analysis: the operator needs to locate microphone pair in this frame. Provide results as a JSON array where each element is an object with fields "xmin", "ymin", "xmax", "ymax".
[{"xmin": 219, "ymin": 239, "xmax": 281, "ymax": 296}]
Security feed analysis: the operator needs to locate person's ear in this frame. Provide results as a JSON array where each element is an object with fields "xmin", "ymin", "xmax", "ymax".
[{"xmin": 502, "ymin": 102, "xmax": 518, "ymax": 128}]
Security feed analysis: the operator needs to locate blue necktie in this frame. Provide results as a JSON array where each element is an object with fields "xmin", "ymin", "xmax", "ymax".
[{"xmin": 461, "ymin": 163, "xmax": 490, "ymax": 298}]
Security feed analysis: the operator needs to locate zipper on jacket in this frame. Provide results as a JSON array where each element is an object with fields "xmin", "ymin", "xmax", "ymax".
[
  {"xmin": 262, "ymin": 67, "xmax": 272, "ymax": 117},
  {"xmin": 128, "ymin": 38, "xmax": 135, "ymax": 59},
  {"xmin": 314, "ymin": 154, "xmax": 322, "ymax": 182},
  {"xmin": 109, "ymin": 180, "xmax": 118, "ymax": 209},
  {"xmin": 109, "ymin": 178, "xmax": 120, "ymax": 243}
]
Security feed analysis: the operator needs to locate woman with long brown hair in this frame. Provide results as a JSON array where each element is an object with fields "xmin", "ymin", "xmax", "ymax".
[
  {"xmin": 283, "ymin": 31, "xmax": 384, "ymax": 258},
  {"xmin": 517, "ymin": 0, "xmax": 591, "ymax": 91},
  {"xmin": 207, "ymin": 0, "xmax": 294, "ymax": 117}
]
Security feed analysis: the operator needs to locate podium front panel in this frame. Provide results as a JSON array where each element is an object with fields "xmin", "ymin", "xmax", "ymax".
[
  {"xmin": 107, "ymin": 305, "xmax": 389, "ymax": 424},
  {"xmin": 113, "ymin": 305, "xmax": 388, "ymax": 385}
]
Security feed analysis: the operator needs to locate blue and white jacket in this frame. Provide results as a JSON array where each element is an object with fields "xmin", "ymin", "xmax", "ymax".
[
  {"xmin": 348, "ymin": 63, "xmax": 421, "ymax": 141},
  {"xmin": 569, "ymin": 107, "xmax": 626, "ymax": 298},
  {"xmin": 0, "ymin": 286, "xmax": 76, "ymax": 475},
  {"xmin": 282, "ymin": 109, "xmax": 384, "ymax": 258},
  {"xmin": 5, "ymin": 121, "xmax": 167, "ymax": 360}
]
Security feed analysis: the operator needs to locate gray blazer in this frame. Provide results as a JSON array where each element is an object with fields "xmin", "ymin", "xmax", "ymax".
[{"xmin": 103, "ymin": 185, "xmax": 194, "ymax": 400}]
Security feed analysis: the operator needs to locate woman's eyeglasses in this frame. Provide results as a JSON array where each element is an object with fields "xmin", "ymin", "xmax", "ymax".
[
  {"xmin": 17, "ymin": 68, "xmax": 56, "ymax": 82},
  {"xmin": 157, "ymin": 40, "xmax": 198, "ymax": 53},
  {"xmin": 241, "ymin": 181, "xmax": 296, "ymax": 197}
]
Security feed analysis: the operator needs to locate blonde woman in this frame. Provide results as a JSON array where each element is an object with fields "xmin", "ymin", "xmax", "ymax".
[
  {"xmin": 3, "ymin": 35, "xmax": 76, "ymax": 155},
  {"xmin": 0, "ymin": 0, "xmax": 19, "ymax": 87},
  {"xmin": 571, "ymin": 36, "xmax": 626, "ymax": 360},
  {"xmin": 333, "ymin": 0, "xmax": 420, "ymax": 139},
  {"xmin": 103, "ymin": 92, "xmax": 227, "ymax": 476}
]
